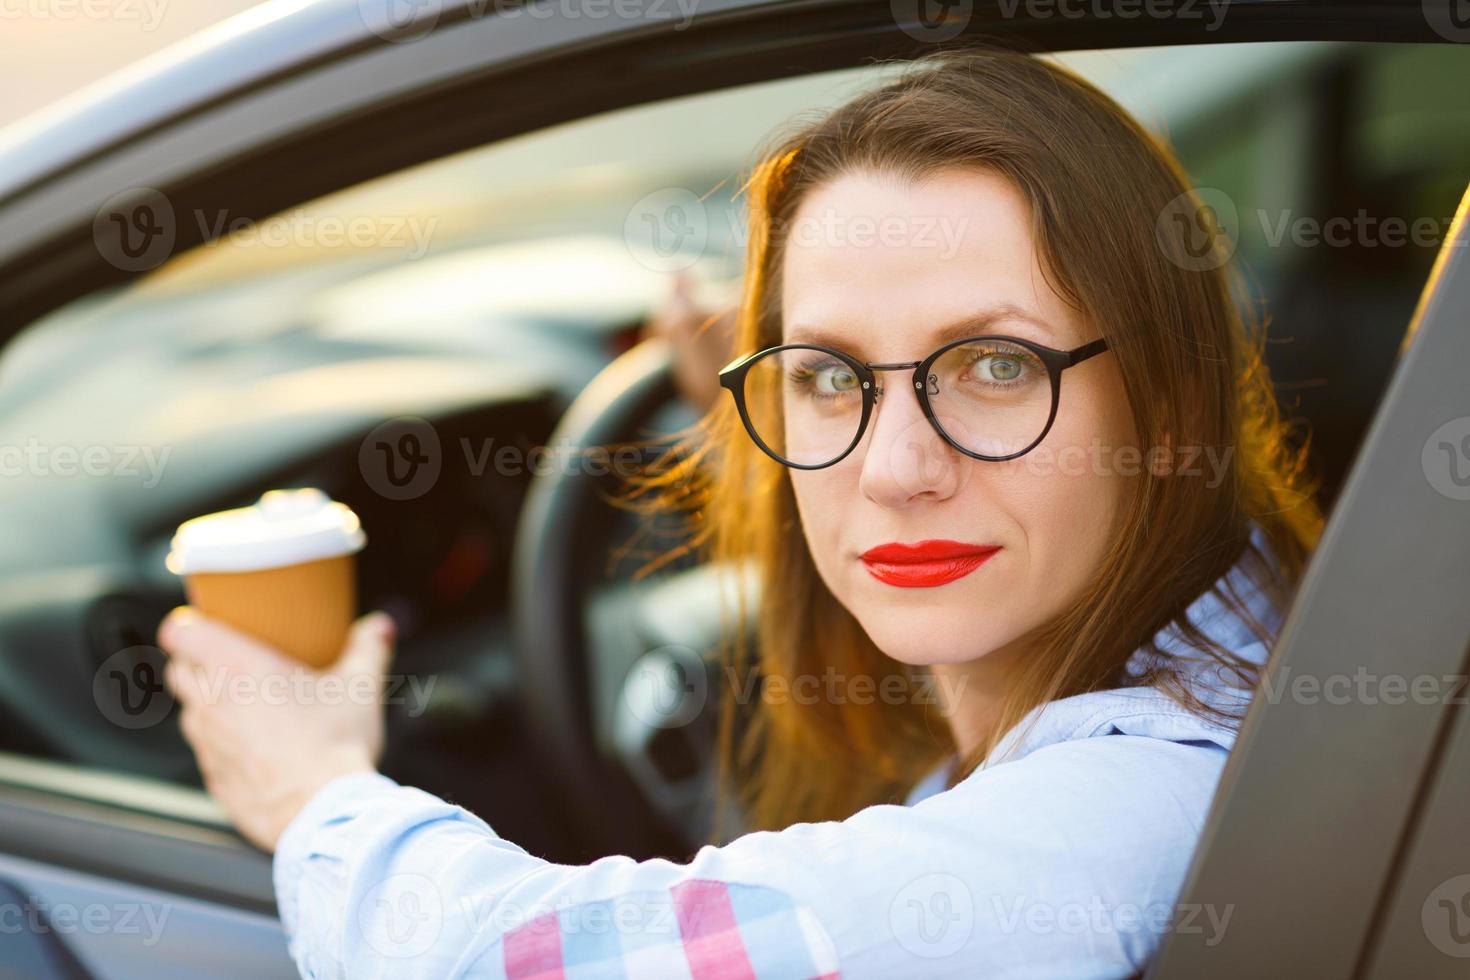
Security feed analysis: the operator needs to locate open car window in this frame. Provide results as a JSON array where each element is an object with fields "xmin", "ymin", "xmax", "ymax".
[{"xmin": 0, "ymin": 39, "xmax": 1464, "ymax": 818}]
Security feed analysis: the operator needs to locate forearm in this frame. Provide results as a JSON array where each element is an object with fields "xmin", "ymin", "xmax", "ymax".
[{"xmin": 271, "ymin": 736, "xmax": 1223, "ymax": 980}]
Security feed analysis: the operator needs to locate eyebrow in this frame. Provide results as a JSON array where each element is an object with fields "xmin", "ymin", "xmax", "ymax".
[{"xmin": 785, "ymin": 304, "xmax": 1060, "ymax": 355}]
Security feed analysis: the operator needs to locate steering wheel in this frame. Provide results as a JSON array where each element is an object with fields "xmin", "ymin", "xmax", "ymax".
[{"xmin": 510, "ymin": 337, "xmax": 732, "ymax": 858}]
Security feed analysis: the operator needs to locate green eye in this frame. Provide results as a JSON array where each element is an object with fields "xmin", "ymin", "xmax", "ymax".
[
  {"xmin": 816, "ymin": 365, "xmax": 859, "ymax": 393},
  {"xmin": 981, "ymin": 356, "xmax": 1023, "ymax": 382},
  {"xmin": 786, "ymin": 357, "xmax": 862, "ymax": 402}
]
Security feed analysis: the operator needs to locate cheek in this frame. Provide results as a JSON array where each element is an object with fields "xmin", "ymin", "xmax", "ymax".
[
  {"xmin": 1008, "ymin": 372, "xmax": 1136, "ymax": 587},
  {"xmin": 789, "ymin": 468, "xmax": 856, "ymax": 573}
]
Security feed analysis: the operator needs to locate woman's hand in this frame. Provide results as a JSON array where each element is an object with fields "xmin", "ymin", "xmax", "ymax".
[
  {"xmin": 642, "ymin": 270, "xmax": 739, "ymax": 412},
  {"xmin": 157, "ymin": 608, "xmax": 396, "ymax": 852}
]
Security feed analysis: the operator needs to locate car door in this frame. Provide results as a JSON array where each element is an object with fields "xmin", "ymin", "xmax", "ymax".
[
  {"xmin": 0, "ymin": 765, "xmax": 290, "ymax": 977},
  {"xmin": 0, "ymin": 2, "xmax": 1457, "ymax": 978},
  {"xmin": 1149, "ymin": 179, "xmax": 1470, "ymax": 977}
]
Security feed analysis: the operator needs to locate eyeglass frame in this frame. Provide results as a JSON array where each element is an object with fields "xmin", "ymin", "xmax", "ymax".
[{"xmin": 717, "ymin": 334, "xmax": 1111, "ymax": 469}]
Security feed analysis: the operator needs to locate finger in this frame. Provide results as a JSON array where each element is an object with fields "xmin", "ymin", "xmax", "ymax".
[
  {"xmin": 156, "ymin": 606, "xmax": 192, "ymax": 655},
  {"xmin": 177, "ymin": 704, "xmax": 205, "ymax": 749},
  {"xmin": 164, "ymin": 656, "xmax": 212, "ymax": 707},
  {"xmin": 158, "ymin": 607, "xmax": 300, "ymax": 677},
  {"xmin": 332, "ymin": 612, "xmax": 396, "ymax": 677},
  {"xmin": 650, "ymin": 272, "xmax": 696, "ymax": 336},
  {"xmin": 177, "ymin": 707, "xmax": 224, "ymax": 789},
  {"xmin": 164, "ymin": 659, "xmax": 189, "ymax": 702}
]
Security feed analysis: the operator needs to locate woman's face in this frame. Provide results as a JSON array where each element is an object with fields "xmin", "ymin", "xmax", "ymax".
[{"xmin": 780, "ymin": 167, "xmax": 1137, "ymax": 668}]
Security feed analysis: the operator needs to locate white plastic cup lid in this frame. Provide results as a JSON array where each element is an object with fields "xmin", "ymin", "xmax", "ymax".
[{"xmin": 166, "ymin": 488, "xmax": 366, "ymax": 575}]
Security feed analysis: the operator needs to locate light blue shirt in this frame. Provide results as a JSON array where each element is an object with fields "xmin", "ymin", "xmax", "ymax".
[{"xmin": 273, "ymin": 530, "xmax": 1282, "ymax": 979}]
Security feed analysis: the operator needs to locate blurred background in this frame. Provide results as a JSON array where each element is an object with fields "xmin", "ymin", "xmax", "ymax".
[
  {"xmin": 0, "ymin": 11, "xmax": 1464, "ymax": 975},
  {"xmin": 0, "ymin": 4, "xmax": 1467, "ymax": 804},
  {"xmin": 0, "ymin": 0, "xmax": 261, "ymax": 129}
]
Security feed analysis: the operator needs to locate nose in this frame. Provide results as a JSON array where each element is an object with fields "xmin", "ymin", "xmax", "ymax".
[{"xmin": 857, "ymin": 376, "xmax": 967, "ymax": 507}]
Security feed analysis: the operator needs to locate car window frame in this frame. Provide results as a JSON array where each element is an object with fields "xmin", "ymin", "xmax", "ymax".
[
  {"xmin": 0, "ymin": 0, "xmax": 1460, "ymax": 954},
  {"xmin": 1150, "ymin": 186, "xmax": 1470, "ymax": 977},
  {"xmin": 0, "ymin": 0, "xmax": 1450, "ymax": 333}
]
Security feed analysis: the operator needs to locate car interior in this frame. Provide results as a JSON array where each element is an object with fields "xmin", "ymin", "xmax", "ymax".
[{"xmin": 0, "ymin": 11, "xmax": 1466, "ymax": 977}]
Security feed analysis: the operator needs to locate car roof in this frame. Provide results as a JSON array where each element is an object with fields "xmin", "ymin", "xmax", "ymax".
[
  {"xmin": 0, "ymin": 0, "xmax": 1437, "ymax": 210},
  {"xmin": 0, "ymin": 0, "xmax": 1445, "ymax": 334}
]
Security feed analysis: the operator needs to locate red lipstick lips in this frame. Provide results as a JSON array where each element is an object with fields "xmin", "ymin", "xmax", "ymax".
[{"xmin": 860, "ymin": 539, "xmax": 1001, "ymax": 588}]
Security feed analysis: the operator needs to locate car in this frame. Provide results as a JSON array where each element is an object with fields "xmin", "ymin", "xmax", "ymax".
[{"xmin": 0, "ymin": 1, "xmax": 1465, "ymax": 977}]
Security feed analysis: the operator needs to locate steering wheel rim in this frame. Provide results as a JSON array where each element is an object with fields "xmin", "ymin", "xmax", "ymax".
[{"xmin": 509, "ymin": 336, "xmax": 693, "ymax": 857}]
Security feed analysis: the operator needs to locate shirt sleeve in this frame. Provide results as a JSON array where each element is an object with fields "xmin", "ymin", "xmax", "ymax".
[{"xmin": 272, "ymin": 734, "xmax": 1228, "ymax": 980}]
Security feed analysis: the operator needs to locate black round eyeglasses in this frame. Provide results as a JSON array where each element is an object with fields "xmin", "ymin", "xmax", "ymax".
[{"xmin": 717, "ymin": 335, "xmax": 1111, "ymax": 469}]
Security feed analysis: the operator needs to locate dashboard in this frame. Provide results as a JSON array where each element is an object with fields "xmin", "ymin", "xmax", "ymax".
[{"xmin": 0, "ymin": 240, "xmax": 653, "ymax": 828}]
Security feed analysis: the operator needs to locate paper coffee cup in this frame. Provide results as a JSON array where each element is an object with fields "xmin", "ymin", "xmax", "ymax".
[{"xmin": 166, "ymin": 488, "xmax": 367, "ymax": 668}]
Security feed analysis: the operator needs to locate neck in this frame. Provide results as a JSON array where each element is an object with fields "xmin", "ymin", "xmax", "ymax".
[{"xmin": 929, "ymin": 639, "xmax": 1029, "ymax": 760}]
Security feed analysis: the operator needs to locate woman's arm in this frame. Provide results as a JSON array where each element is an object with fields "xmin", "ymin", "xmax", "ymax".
[
  {"xmin": 158, "ymin": 610, "xmax": 1229, "ymax": 979},
  {"xmin": 273, "ymin": 734, "xmax": 1227, "ymax": 980}
]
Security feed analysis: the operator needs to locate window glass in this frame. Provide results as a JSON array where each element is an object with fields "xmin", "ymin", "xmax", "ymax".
[{"xmin": 1, "ymin": 42, "xmax": 1464, "ymax": 797}]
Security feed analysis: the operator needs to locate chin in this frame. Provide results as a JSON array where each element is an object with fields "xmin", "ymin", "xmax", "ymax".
[{"xmin": 853, "ymin": 603, "xmax": 1012, "ymax": 668}]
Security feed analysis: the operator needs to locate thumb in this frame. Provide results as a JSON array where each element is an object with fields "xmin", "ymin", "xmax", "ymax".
[
  {"xmin": 158, "ymin": 606, "xmax": 301, "ymax": 677},
  {"xmin": 332, "ymin": 611, "xmax": 395, "ymax": 677}
]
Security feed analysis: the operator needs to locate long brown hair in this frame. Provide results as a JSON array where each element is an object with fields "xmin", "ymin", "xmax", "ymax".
[{"xmin": 621, "ymin": 46, "xmax": 1323, "ymax": 836}]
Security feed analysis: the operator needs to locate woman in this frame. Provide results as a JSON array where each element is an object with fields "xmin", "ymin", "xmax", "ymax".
[{"xmin": 159, "ymin": 47, "xmax": 1322, "ymax": 978}]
